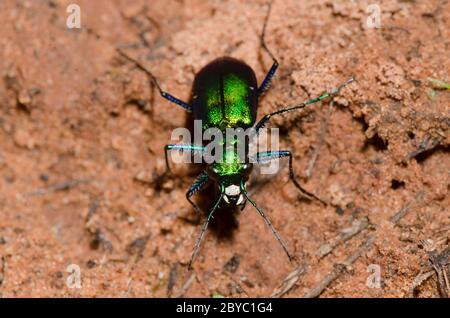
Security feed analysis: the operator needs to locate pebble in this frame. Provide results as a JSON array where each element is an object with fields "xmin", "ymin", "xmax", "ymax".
[
  {"xmin": 281, "ymin": 183, "xmax": 298, "ymax": 203},
  {"xmin": 13, "ymin": 129, "xmax": 36, "ymax": 149},
  {"xmin": 134, "ymin": 170, "xmax": 153, "ymax": 184},
  {"xmin": 128, "ymin": 216, "xmax": 135, "ymax": 224},
  {"xmin": 162, "ymin": 179, "xmax": 174, "ymax": 191},
  {"xmin": 18, "ymin": 89, "xmax": 32, "ymax": 107}
]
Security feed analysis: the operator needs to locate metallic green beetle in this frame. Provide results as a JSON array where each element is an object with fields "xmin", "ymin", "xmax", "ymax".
[{"xmin": 118, "ymin": 1, "xmax": 354, "ymax": 268}]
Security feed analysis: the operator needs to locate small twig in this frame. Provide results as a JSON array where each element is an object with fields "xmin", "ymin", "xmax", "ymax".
[
  {"xmin": 390, "ymin": 191, "xmax": 425, "ymax": 225},
  {"xmin": 410, "ymin": 270, "xmax": 435, "ymax": 297},
  {"xmin": 124, "ymin": 278, "xmax": 134, "ymax": 297},
  {"xmin": 86, "ymin": 198, "xmax": 100, "ymax": 223},
  {"xmin": 0, "ymin": 256, "xmax": 5, "ymax": 287},
  {"xmin": 410, "ymin": 244, "xmax": 450, "ymax": 297},
  {"xmin": 405, "ymin": 136, "xmax": 440, "ymax": 161},
  {"xmin": 433, "ymin": 264, "xmax": 449, "ymax": 297},
  {"xmin": 428, "ymin": 78, "xmax": 450, "ymax": 90},
  {"xmin": 175, "ymin": 273, "xmax": 196, "ymax": 298},
  {"xmin": 167, "ymin": 263, "xmax": 179, "ymax": 297},
  {"xmin": 316, "ymin": 217, "xmax": 369, "ymax": 259},
  {"xmin": 430, "ymin": 246, "xmax": 450, "ymax": 297},
  {"xmin": 24, "ymin": 179, "xmax": 89, "ymax": 197},
  {"xmin": 270, "ymin": 264, "xmax": 308, "ymax": 298},
  {"xmin": 443, "ymin": 268, "xmax": 450, "ymax": 297},
  {"xmin": 304, "ymin": 235, "xmax": 375, "ymax": 298}
]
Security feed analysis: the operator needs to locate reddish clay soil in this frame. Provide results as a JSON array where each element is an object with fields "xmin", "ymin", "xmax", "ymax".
[{"xmin": 0, "ymin": 0, "xmax": 449, "ymax": 297}]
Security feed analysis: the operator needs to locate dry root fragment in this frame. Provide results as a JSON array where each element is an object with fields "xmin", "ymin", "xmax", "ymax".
[
  {"xmin": 305, "ymin": 235, "xmax": 375, "ymax": 298},
  {"xmin": 316, "ymin": 217, "xmax": 369, "ymax": 259},
  {"xmin": 390, "ymin": 191, "xmax": 425, "ymax": 225},
  {"xmin": 410, "ymin": 241, "xmax": 450, "ymax": 298},
  {"xmin": 270, "ymin": 264, "xmax": 308, "ymax": 298}
]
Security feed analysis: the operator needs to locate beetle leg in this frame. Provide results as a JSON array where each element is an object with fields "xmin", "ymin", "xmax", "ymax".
[
  {"xmin": 251, "ymin": 150, "xmax": 327, "ymax": 205},
  {"xmin": 117, "ymin": 48, "xmax": 192, "ymax": 112},
  {"xmin": 258, "ymin": 0, "xmax": 278, "ymax": 96},
  {"xmin": 184, "ymin": 170, "xmax": 210, "ymax": 224},
  {"xmin": 164, "ymin": 144, "xmax": 205, "ymax": 172}
]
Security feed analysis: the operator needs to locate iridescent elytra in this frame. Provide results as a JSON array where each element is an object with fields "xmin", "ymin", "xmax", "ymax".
[{"xmin": 192, "ymin": 57, "xmax": 258, "ymax": 130}]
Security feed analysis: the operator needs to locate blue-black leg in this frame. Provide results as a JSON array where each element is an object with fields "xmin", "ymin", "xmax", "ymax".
[
  {"xmin": 252, "ymin": 150, "xmax": 327, "ymax": 205},
  {"xmin": 186, "ymin": 170, "xmax": 210, "ymax": 218},
  {"xmin": 117, "ymin": 48, "xmax": 192, "ymax": 112},
  {"xmin": 258, "ymin": 0, "xmax": 278, "ymax": 96},
  {"xmin": 164, "ymin": 144, "xmax": 205, "ymax": 172},
  {"xmin": 255, "ymin": 78, "xmax": 355, "ymax": 132},
  {"xmin": 240, "ymin": 181, "xmax": 292, "ymax": 261},
  {"xmin": 189, "ymin": 185, "xmax": 225, "ymax": 269}
]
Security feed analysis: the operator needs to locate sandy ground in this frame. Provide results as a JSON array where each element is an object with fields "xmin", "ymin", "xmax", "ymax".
[{"xmin": 0, "ymin": 0, "xmax": 449, "ymax": 298}]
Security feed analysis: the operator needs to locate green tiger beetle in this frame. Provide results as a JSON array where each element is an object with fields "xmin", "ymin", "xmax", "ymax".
[{"xmin": 118, "ymin": 1, "xmax": 354, "ymax": 269}]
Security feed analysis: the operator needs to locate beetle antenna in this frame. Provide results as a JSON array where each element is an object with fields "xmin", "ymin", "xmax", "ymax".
[
  {"xmin": 188, "ymin": 187, "xmax": 224, "ymax": 270},
  {"xmin": 241, "ymin": 183, "xmax": 293, "ymax": 261}
]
